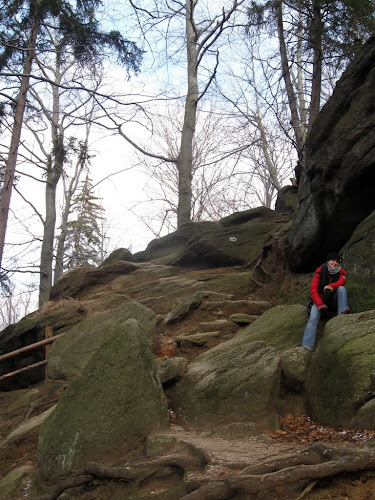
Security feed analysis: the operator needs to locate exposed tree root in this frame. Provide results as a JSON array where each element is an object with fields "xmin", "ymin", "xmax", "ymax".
[
  {"xmin": 38, "ymin": 442, "xmax": 375, "ymax": 500},
  {"xmin": 38, "ymin": 443, "xmax": 208, "ymax": 500},
  {"xmin": 182, "ymin": 443, "xmax": 375, "ymax": 499}
]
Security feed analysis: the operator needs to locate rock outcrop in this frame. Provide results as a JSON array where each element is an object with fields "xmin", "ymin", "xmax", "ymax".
[{"xmin": 287, "ymin": 35, "xmax": 375, "ymax": 271}]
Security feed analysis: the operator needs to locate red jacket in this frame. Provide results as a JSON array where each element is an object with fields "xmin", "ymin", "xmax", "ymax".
[{"xmin": 310, "ymin": 265, "xmax": 346, "ymax": 308}]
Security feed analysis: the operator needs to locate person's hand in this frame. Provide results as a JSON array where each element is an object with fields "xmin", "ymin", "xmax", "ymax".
[
  {"xmin": 324, "ymin": 286, "xmax": 333, "ymax": 291},
  {"xmin": 319, "ymin": 304, "xmax": 329, "ymax": 318}
]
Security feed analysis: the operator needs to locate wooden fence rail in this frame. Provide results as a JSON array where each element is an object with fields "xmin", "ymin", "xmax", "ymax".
[{"xmin": 0, "ymin": 328, "xmax": 63, "ymax": 382}]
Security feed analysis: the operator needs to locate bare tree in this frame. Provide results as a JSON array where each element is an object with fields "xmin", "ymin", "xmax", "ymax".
[
  {"xmin": 117, "ymin": 0, "xmax": 244, "ymax": 228},
  {"xmin": 128, "ymin": 101, "xmax": 254, "ymax": 233}
]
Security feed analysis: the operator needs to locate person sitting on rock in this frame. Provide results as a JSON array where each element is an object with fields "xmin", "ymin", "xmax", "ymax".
[{"xmin": 302, "ymin": 252, "xmax": 351, "ymax": 350}]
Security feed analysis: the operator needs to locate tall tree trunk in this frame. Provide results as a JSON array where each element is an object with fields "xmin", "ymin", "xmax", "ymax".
[
  {"xmin": 308, "ymin": 0, "xmax": 323, "ymax": 132},
  {"xmin": 275, "ymin": 0, "xmax": 305, "ymax": 160},
  {"xmin": 0, "ymin": 14, "xmax": 40, "ymax": 270},
  {"xmin": 39, "ymin": 135, "xmax": 64, "ymax": 305},
  {"xmin": 39, "ymin": 47, "xmax": 65, "ymax": 305},
  {"xmin": 176, "ymin": 0, "xmax": 199, "ymax": 228}
]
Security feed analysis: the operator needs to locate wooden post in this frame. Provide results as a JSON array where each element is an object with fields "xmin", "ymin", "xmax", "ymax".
[{"xmin": 45, "ymin": 326, "xmax": 53, "ymax": 360}]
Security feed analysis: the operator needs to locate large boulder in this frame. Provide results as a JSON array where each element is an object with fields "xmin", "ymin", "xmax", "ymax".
[
  {"xmin": 37, "ymin": 319, "xmax": 169, "ymax": 482},
  {"xmin": 341, "ymin": 211, "xmax": 375, "ymax": 313},
  {"xmin": 172, "ymin": 305, "xmax": 307, "ymax": 430},
  {"xmin": 46, "ymin": 301, "xmax": 157, "ymax": 382},
  {"xmin": 173, "ymin": 340, "xmax": 281, "ymax": 431},
  {"xmin": 306, "ymin": 310, "xmax": 375, "ymax": 429},
  {"xmin": 287, "ymin": 35, "xmax": 375, "ymax": 271}
]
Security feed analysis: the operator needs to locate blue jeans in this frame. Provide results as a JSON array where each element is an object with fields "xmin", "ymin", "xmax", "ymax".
[{"xmin": 302, "ymin": 286, "xmax": 348, "ymax": 348}]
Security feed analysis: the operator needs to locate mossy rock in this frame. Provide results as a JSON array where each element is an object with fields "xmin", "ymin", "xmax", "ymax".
[
  {"xmin": 235, "ymin": 304, "xmax": 307, "ymax": 352},
  {"xmin": 307, "ymin": 310, "xmax": 375, "ymax": 428},
  {"xmin": 275, "ymin": 185, "xmax": 298, "ymax": 214},
  {"xmin": 173, "ymin": 340, "xmax": 281, "ymax": 430},
  {"xmin": 100, "ymin": 248, "xmax": 134, "ymax": 265},
  {"xmin": 37, "ymin": 319, "xmax": 168, "ymax": 482},
  {"xmin": 342, "ymin": 211, "xmax": 375, "ymax": 312},
  {"xmin": 173, "ymin": 214, "xmax": 283, "ymax": 268},
  {"xmin": 47, "ymin": 301, "xmax": 157, "ymax": 382}
]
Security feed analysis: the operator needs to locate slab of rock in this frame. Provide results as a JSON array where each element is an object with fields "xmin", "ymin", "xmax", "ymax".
[
  {"xmin": 156, "ymin": 357, "xmax": 188, "ymax": 384},
  {"xmin": 50, "ymin": 260, "xmax": 139, "ymax": 300},
  {"xmin": 176, "ymin": 331, "xmax": 222, "ymax": 347},
  {"xmin": 37, "ymin": 319, "xmax": 169, "ymax": 482},
  {"xmin": 173, "ymin": 209, "xmax": 284, "ymax": 268},
  {"xmin": 229, "ymin": 313, "xmax": 259, "ymax": 325},
  {"xmin": 201, "ymin": 299, "xmax": 272, "ymax": 316},
  {"xmin": 194, "ymin": 319, "xmax": 238, "ymax": 333},
  {"xmin": 165, "ymin": 291, "xmax": 205, "ymax": 324},
  {"xmin": 138, "ymin": 221, "xmax": 221, "ymax": 264}
]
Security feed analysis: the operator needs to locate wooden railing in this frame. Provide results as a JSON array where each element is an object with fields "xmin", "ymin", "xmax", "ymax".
[{"xmin": 0, "ymin": 327, "xmax": 63, "ymax": 382}]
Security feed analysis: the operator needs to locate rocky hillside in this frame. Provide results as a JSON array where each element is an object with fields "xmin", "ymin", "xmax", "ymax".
[{"xmin": 1, "ymin": 35, "xmax": 375, "ymax": 500}]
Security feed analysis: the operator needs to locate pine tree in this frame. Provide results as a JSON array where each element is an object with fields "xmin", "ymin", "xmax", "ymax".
[
  {"xmin": 0, "ymin": 0, "xmax": 143, "ymax": 276},
  {"xmin": 63, "ymin": 175, "xmax": 105, "ymax": 270}
]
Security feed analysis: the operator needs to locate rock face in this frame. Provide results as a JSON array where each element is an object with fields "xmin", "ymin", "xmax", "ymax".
[
  {"xmin": 341, "ymin": 211, "xmax": 375, "ymax": 313},
  {"xmin": 37, "ymin": 319, "xmax": 168, "ymax": 482},
  {"xmin": 287, "ymin": 35, "xmax": 375, "ymax": 271}
]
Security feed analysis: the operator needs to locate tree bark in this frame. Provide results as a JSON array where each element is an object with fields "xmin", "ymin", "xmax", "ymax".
[
  {"xmin": 39, "ymin": 165, "xmax": 62, "ymax": 305},
  {"xmin": 275, "ymin": 0, "xmax": 305, "ymax": 159},
  {"xmin": 176, "ymin": 0, "xmax": 199, "ymax": 228},
  {"xmin": 39, "ymin": 51, "xmax": 65, "ymax": 305},
  {"xmin": 0, "ymin": 13, "xmax": 40, "ymax": 270},
  {"xmin": 308, "ymin": 0, "xmax": 323, "ymax": 132}
]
